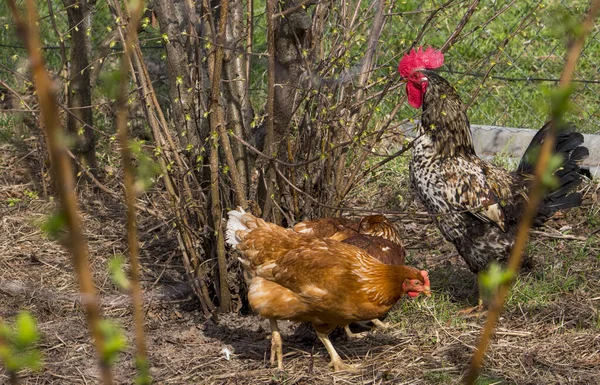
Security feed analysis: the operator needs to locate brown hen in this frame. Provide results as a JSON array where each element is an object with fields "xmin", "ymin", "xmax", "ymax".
[
  {"xmin": 226, "ymin": 208, "xmax": 430, "ymax": 372},
  {"xmin": 295, "ymin": 215, "xmax": 407, "ymax": 337}
]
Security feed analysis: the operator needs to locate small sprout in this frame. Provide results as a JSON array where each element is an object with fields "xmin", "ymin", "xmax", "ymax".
[
  {"xmin": 99, "ymin": 320, "xmax": 127, "ymax": 365},
  {"xmin": 6, "ymin": 197, "xmax": 22, "ymax": 207},
  {"xmin": 541, "ymin": 153, "xmax": 565, "ymax": 190},
  {"xmin": 41, "ymin": 210, "xmax": 67, "ymax": 240},
  {"xmin": 129, "ymin": 140, "xmax": 160, "ymax": 192},
  {"xmin": 108, "ymin": 254, "xmax": 130, "ymax": 290},
  {"xmin": 479, "ymin": 262, "xmax": 514, "ymax": 301},
  {"xmin": 135, "ymin": 356, "xmax": 152, "ymax": 385},
  {"xmin": 0, "ymin": 312, "xmax": 43, "ymax": 374}
]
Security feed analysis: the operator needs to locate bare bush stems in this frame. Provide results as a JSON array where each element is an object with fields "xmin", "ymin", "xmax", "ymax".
[
  {"xmin": 465, "ymin": 2, "xmax": 600, "ymax": 383},
  {"xmin": 113, "ymin": 0, "xmax": 149, "ymax": 377},
  {"xmin": 335, "ymin": 0, "xmax": 390, "ymax": 206},
  {"xmin": 6, "ymin": 1, "xmax": 113, "ymax": 384},
  {"xmin": 108, "ymin": 0, "xmax": 215, "ymax": 313}
]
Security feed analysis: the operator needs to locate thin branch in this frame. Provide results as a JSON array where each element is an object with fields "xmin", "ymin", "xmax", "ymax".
[
  {"xmin": 114, "ymin": 0, "xmax": 150, "ymax": 380},
  {"xmin": 272, "ymin": 0, "xmax": 317, "ymax": 19},
  {"xmin": 6, "ymin": 0, "xmax": 113, "ymax": 384},
  {"xmin": 465, "ymin": 1, "xmax": 600, "ymax": 383},
  {"xmin": 440, "ymin": 0, "xmax": 480, "ymax": 52}
]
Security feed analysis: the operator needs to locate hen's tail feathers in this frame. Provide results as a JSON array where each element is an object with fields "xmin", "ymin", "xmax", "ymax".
[
  {"xmin": 517, "ymin": 122, "xmax": 590, "ymax": 225},
  {"xmin": 226, "ymin": 207, "xmax": 249, "ymax": 247},
  {"xmin": 226, "ymin": 208, "xmax": 307, "ymax": 276}
]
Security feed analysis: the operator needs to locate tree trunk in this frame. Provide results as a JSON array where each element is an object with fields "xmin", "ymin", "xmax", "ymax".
[
  {"xmin": 259, "ymin": 0, "xmax": 312, "ymax": 219},
  {"xmin": 223, "ymin": 0, "xmax": 253, "ymax": 193},
  {"xmin": 64, "ymin": 0, "xmax": 96, "ymax": 174},
  {"xmin": 151, "ymin": 0, "xmax": 205, "ymax": 158}
]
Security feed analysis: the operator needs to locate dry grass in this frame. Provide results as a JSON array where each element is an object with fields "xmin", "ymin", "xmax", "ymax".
[{"xmin": 1, "ymin": 142, "xmax": 599, "ymax": 384}]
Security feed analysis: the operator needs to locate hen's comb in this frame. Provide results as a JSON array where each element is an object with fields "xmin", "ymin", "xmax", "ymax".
[
  {"xmin": 398, "ymin": 47, "xmax": 444, "ymax": 77},
  {"xmin": 420, "ymin": 270, "xmax": 431, "ymax": 287}
]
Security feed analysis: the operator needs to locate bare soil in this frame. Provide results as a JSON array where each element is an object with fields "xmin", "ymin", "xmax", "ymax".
[{"xmin": 1, "ymin": 143, "xmax": 599, "ymax": 384}]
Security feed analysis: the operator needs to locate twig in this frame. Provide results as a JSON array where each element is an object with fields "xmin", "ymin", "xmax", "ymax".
[
  {"xmin": 530, "ymin": 230, "xmax": 587, "ymax": 241},
  {"xmin": 464, "ymin": 2, "xmax": 600, "ymax": 383},
  {"xmin": 6, "ymin": 1, "xmax": 114, "ymax": 384},
  {"xmin": 440, "ymin": 0, "xmax": 480, "ymax": 52},
  {"xmin": 114, "ymin": 0, "xmax": 150, "ymax": 380},
  {"xmin": 272, "ymin": 0, "xmax": 317, "ymax": 19}
]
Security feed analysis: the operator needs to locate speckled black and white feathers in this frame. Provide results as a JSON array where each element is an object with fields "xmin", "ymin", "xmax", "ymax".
[{"xmin": 409, "ymin": 70, "xmax": 588, "ymax": 273}]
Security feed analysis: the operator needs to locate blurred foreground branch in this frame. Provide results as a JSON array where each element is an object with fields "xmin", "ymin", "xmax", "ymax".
[
  {"xmin": 6, "ymin": 0, "xmax": 114, "ymax": 384},
  {"xmin": 113, "ymin": 0, "xmax": 150, "ymax": 383},
  {"xmin": 465, "ymin": 2, "xmax": 600, "ymax": 384}
]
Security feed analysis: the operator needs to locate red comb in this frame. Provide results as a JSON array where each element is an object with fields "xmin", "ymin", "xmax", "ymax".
[
  {"xmin": 398, "ymin": 47, "xmax": 444, "ymax": 77},
  {"xmin": 420, "ymin": 270, "xmax": 430, "ymax": 286}
]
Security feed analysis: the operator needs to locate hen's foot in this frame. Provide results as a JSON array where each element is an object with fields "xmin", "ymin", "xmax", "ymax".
[
  {"xmin": 343, "ymin": 325, "xmax": 369, "ymax": 339},
  {"xmin": 328, "ymin": 358, "xmax": 359, "ymax": 372},
  {"xmin": 371, "ymin": 319, "xmax": 390, "ymax": 330}
]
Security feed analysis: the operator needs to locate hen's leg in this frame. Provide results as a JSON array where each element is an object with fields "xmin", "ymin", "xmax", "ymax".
[
  {"xmin": 315, "ymin": 330, "xmax": 358, "ymax": 372},
  {"xmin": 269, "ymin": 319, "xmax": 283, "ymax": 370},
  {"xmin": 343, "ymin": 325, "xmax": 368, "ymax": 339}
]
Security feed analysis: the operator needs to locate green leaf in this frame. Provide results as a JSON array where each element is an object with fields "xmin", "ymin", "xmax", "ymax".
[
  {"xmin": 108, "ymin": 255, "xmax": 130, "ymax": 290},
  {"xmin": 41, "ymin": 211, "xmax": 67, "ymax": 240},
  {"xmin": 99, "ymin": 320, "xmax": 127, "ymax": 365},
  {"xmin": 0, "ymin": 312, "xmax": 42, "ymax": 372},
  {"xmin": 541, "ymin": 153, "xmax": 564, "ymax": 190},
  {"xmin": 99, "ymin": 69, "xmax": 124, "ymax": 100},
  {"xmin": 15, "ymin": 313, "xmax": 39, "ymax": 347},
  {"xmin": 479, "ymin": 262, "xmax": 514, "ymax": 300}
]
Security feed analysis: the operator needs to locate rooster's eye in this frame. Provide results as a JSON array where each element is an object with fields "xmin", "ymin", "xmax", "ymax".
[{"xmin": 420, "ymin": 77, "xmax": 428, "ymax": 83}]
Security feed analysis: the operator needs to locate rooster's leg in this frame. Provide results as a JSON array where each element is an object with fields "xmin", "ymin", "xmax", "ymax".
[
  {"xmin": 343, "ymin": 325, "xmax": 368, "ymax": 339},
  {"xmin": 371, "ymin": 318, "xmax": 390, "ymax": 330},
  {"xmin": 269, "ymin": 319, "xmax": 283, "ymax": 370},
  {"xmin": 315, "ymin": 331, "xmax": 359, "ymax": 372}
]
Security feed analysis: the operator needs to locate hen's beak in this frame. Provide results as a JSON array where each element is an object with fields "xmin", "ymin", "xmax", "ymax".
[{"xmin": 423, "ymin": 286, "xmax": 432, "ymax": 297}]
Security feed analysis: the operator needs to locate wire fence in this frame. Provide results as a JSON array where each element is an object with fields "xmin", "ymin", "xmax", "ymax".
[
  {"xmin": 1, "ymin": 1, "xmax": 599, "ymax": 133},
  {"xmin": 386, "ymin": 0, "xmax": 600, "ymax": 134}
]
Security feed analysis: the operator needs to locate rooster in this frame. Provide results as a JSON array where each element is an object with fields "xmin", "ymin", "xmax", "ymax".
[
  {"xmin": 398, "ymin": 47, "xmax": 589, "ymax": 273},
  {"xmin": 226, "ymin": 208, "xmax": 430, "ymax": 372}
]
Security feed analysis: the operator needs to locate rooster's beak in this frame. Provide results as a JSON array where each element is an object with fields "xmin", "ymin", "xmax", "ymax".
[{"xmin": 399, "ymin": 76, "xmax": 407, "ymax": 83}]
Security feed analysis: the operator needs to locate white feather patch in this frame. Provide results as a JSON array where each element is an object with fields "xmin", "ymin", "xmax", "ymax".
[{"xmin": 225, "ymin": 207, "xmax": 248, "ymax": 247}]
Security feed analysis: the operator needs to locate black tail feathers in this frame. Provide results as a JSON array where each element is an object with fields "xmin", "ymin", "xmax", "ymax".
[{"xmin": 517, "ymin": 122, "xmax": 590, "ymax": 225}]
